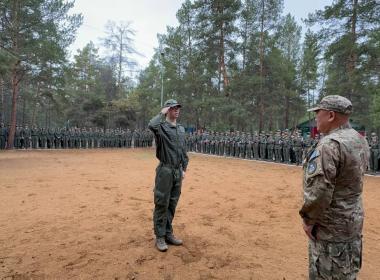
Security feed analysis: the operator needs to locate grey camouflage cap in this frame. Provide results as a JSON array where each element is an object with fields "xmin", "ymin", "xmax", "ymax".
[
  {"xmin": 307, "ymin": 95, "xmax": 352, "ymax": 115},
  {"xmin": 164, "ymin": 99, "xmax": 182, "ymax": 108}
]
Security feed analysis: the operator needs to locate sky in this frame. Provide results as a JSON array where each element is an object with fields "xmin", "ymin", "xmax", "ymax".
[{"xmin": 69, "ymin": 0, "xmax": 332, "ymax": 74}]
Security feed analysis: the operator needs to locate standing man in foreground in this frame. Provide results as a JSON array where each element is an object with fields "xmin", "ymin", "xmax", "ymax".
[
  {"xmin": 148, "ymin": 99, "xmax": 189, "ymax": 252},
  {"xmin": 299, "ymin": 95, "xmax": 370, "ymax": 280}
]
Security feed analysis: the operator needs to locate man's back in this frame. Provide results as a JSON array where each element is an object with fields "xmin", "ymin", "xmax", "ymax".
[{"xmin": 301, "ymin": 126, "xmax": 370, "ymax": 241}]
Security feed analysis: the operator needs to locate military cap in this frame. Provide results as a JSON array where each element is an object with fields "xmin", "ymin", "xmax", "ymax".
[
  {"xmin": 164, "ymin": 99, "xmax": 182, "ymax": 108},
  {"xmin": 307, "ymin": 95, "xmax": 352, "ymax": 115}
]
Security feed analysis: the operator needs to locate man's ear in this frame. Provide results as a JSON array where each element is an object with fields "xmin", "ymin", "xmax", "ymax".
[{"xmin": 328, "ymin": 111, "xmax": 336, "ymax": 122}]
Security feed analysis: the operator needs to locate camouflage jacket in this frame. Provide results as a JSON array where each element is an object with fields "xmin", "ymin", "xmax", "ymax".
[{"xmin": 299, "ymin": 125, "xmax": 370, "ymax": 242}]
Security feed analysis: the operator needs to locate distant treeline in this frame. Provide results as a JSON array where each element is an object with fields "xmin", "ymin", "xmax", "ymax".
[{"xmin": 0, "ymin": 0, "xmax": 379, "ymax": 149}]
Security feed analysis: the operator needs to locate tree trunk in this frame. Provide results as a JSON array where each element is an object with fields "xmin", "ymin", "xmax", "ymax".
[
  {"xmin": 220, "ymin": 23, "xmax": 229, "ymax": 95},
  {"xmin": 242, "ymin": 19, "xmax": 248, "ymax": 70},
  {"xmin": 258, "ymin": 0, "xmax": 265, "ymax": 131},
  {"xmin": 7, "ymin": 64, "xmax": 20, "ymax": 149},
  {"xmin": 0, "ymin": 79, "xmax": 4, "ymax": 124},
  {"xmin": 118, "ymin": 32, "xmax": 123, "ymax": 97},
  {"xmin": 347, "ymin": 0, "xmax": 358, "ymax": 100},
  {"xmin": 284, "ymin": 94, "xmax": 289, "ymax": 128}
]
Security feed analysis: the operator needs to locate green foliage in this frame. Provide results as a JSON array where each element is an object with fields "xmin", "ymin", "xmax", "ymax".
[
  {"xmin": 307, "ymin": 0, "xmax": 380, "ymax": 129},
  {"xmin": 2, "ymin": 0, "xmax": 379, "ymax": 133}
]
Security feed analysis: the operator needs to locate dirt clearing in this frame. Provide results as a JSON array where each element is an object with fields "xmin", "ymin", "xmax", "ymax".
[{"xmin": 0, "ymin": 149, "xmax": 379, "ymax": 279}]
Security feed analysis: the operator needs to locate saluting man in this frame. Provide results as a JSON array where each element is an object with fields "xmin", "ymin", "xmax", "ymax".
[{"xmin": 148, "ymin": 99, "xmax": 189, "ymax": 252}]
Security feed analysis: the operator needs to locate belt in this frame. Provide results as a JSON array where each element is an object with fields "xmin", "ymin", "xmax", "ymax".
[{"xmin": 159, "ymin": 162, "xmax": 181, "ymax": 169}]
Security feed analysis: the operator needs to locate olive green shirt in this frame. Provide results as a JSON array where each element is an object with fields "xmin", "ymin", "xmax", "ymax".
[{"xmin": 148, "ymin": 113, "xmax": 189, "ymax": 171}]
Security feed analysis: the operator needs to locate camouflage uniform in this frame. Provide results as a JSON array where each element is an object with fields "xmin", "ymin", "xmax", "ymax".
[
  {"xmin": 369, "ymin": 133, "xmax": 379, "ymax": 173},
  {"xmin": 282, "ymin": 132, "xmax": 291, "ymax": 163},
  {"xmin": 274, "ymin": 131, "xmax": 283, "ymax": 162},
  {"xmin": 246, "ymin": 133, "xmax": 253, "ymax": 159},
  {"xmin": 292, "ymin": 132, "xmax": 303, "ymax": 165},
  {"xmin": 47, "ymin": 128, "xmax": 55, "ymax": 148},
  {"xmin": 40, "ymin": 128, "xmax": 47, "ymax": 149},
  {"xmin": 24, "ymin": 125, "xmax": 31, "ymax": 149},
  {"xmin": 259, "ymin": 132, "xmax": 267, "ymax": 160},
  {"xmin": 253, "ymin": 132, "xmax": 259, "ymax": 159},
  {"xmin": 300, "ymin": 95, "xmax": 370, "ymax": 280},
  {"xmin": 0, "ymin": 123, "xmax": 7, "ymax": 149}
]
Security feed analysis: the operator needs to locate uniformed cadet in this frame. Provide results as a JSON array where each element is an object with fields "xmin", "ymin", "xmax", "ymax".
[
  {"xmin": 282, "ymin": 130, "xmax": 291, "ymax": 163},
  {"xmin": 259, "ymin": 132, "xmax": 267, "ymax": 160},
  {"xmin": 267, "ymin": 132, "xmax": 275, "ymax": 161},
  {"xmin": 0, "ymin": 123, "xmax": 7, "ymax": 149},
  {"xmin": 148, "ymin": 99, "xmax": 189, "ymax": 252},
  {"xmin": 62, "ymin": 127, "xmax": 69, "ymax": 149},
  {"xmin": 47, "ymin": 127, "xmax": 54, "ymax": 148},
  {"xmin": 54, "ymin": 128, "xmax": 61, "ymax": 148},
  {"xmin": 299, "ymin": 95, "xmax": 370, "ymax": 280},
  {"xmin": 24, "ymin": 125, "xmax": 31, "ymax": 149},
  {"xmin": 210, "ymin": 131, "xmax": 216, "ymax": 154},
  {"xmin": 292, "ymin": 131, "xmax": 303, "ymax": 165},
  {"xmin": 369, "ymin": 132, "xmax": 379, "ymax": 173},
  {"xmin": 239, "ymin": 132, "xmax": 247, "ymax": 158},
  {"xmin": 14, "ymin": 125, "xmax": 21, "ymax": 148},
  {"xmin": 226, "ymin": 132, "xmax": 233, "ymax": 156},
  {"xmin": 253, "ymin": 131, "xmax": 259, "ymax": 159},
  {"xmin": 246, "ymin": 133, "xmax": 253, "ymax": 159}
]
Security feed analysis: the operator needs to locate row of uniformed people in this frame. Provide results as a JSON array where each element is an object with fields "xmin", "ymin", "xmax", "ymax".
[
  {"xmin": 186, "ymin": 129, "xmax": 312, "ymax": 165},
  {"xmin": 0, "ymin": 124, "xmax": 153, "ymax": 149},
  {"xmin": 186, "ymin": 130, "xmax": 380, "ymax": 173}
]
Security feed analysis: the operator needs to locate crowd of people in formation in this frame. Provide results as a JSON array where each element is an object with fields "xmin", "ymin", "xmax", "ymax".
[
  {"xmin": 0, "ymin": 123, "xmax": 154, "ymax": 150},
  {"xmin": 185, "ymin": 129, "xmax": 380, "ymax": 174},
  {"xmin": 1, "ymin": 122, "xmax": 379, "ymax": 174}
]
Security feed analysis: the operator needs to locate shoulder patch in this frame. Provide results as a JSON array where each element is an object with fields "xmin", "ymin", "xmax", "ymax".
[
  {"xmin": 309, "ymin": 149, "xmax": 320, "ymax": 161},
  {"xmin": 307, "ymin": 160, "xmax": 317, "ymax": 175}
]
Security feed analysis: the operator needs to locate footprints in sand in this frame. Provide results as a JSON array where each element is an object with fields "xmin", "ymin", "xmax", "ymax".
[
  {"xmin": 173, "ymin": 237, "xmax": 204, "ymax": 264},
  {"xmin": 216, "ymin": 226, "xmax": 236, "ymax": 241},
  {"xmin": 64, "ymin": 250, "xmax": 100, "ymax": 270},
  {"xmin": 200, "ymin": 214, "xmax": 214, "ymax": 227},
  {"xmin": 135, "ymin": 254, "xmax": 155, "ymax": 265},
  {"xmin": 205, "ymin": 253, "xmax": 233, "ymax": 269},
  {"xmin": 107, "ymin": 212, "xmax": 126, "ymax": 223}
]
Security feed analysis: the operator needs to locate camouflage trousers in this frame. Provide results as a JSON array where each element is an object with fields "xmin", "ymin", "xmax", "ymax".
[{"xmin": 309, "ymin": 238, "xmax": 362, "ymax": 280}]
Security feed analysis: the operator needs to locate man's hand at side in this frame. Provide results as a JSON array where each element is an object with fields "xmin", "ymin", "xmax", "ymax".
[{"xmin": 303, "ymin": 221, "xmax": 316, "ymax": 241}]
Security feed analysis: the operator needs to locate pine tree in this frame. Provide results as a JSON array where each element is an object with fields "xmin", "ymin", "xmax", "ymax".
[{"xmin": 0, "ymin": 0, "xmax": 82, "ymax": 148}]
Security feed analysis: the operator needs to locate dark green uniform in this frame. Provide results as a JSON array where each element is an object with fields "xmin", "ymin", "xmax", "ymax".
[
  {"xmin": 0, "ymin": 124, "xmax": 8, "ymax": 149},
  {"xmin": 148, "ymin": 113, "xmax": 189, "ymax": 238},
  {"xmin": 369, "ymin": 133, "xmax": 379, "ymax": 172}
]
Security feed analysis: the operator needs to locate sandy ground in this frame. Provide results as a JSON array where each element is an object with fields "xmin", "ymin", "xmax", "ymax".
[{"xmin": 0, "ymin": 149, "xmax": 379, "ymax": 280}]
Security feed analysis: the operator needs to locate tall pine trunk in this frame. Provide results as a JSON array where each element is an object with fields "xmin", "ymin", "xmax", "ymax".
[
  {"xmin": 258, "ymin": 0, "xmax": 265, "ymax": 131},
  {"xmin": 7, "ymin": 63, "xmax": 20, "ymax": 149},
  {"xmin": 347, "ymin": 0, "xmax": 358, "ymax": 101},
  {"xmin": 284, "ymin": 94, "xmax": 290, "ymax": 128},
  {"xmin": 0, "ymin": 79, "xmax": 4, "ymax": 124},
  {"xmin": 7, "ymin": 0, "xmax": 20, "ymax": 149}
]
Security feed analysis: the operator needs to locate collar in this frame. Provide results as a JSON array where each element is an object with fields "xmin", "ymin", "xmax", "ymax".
[{"xmin": 325, "ymin": 122, "xmax": 351, "ymax": 136}]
